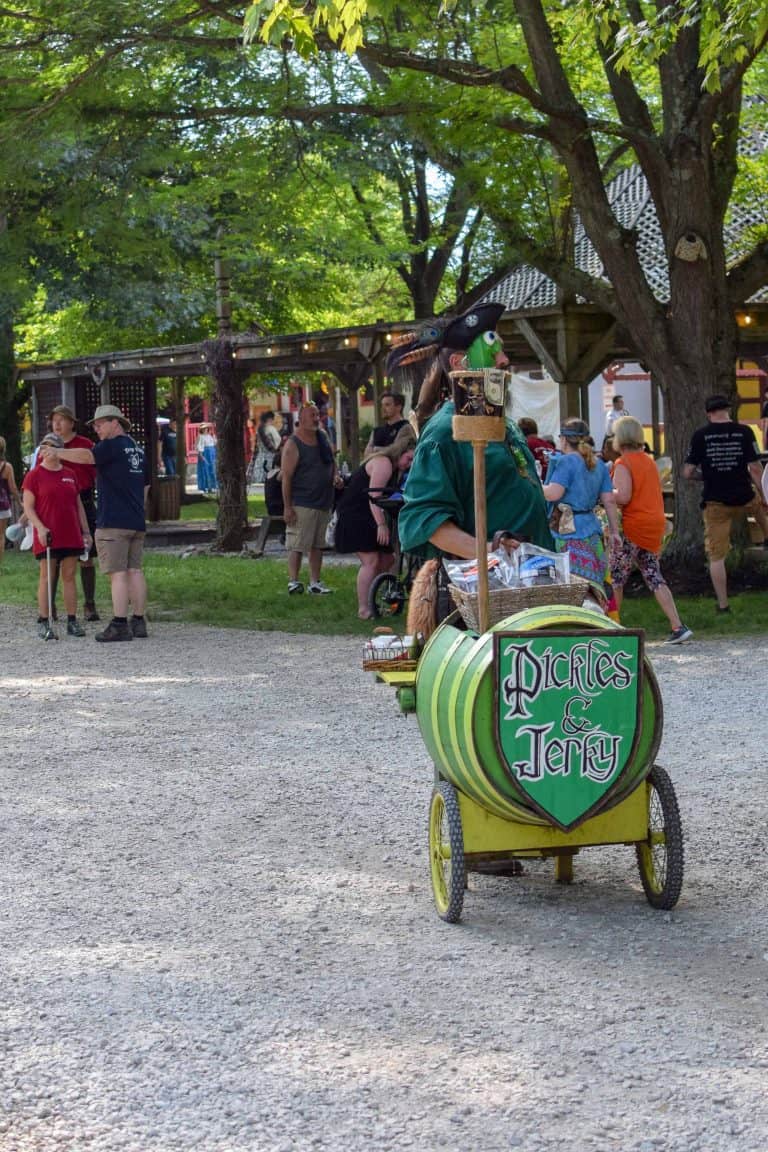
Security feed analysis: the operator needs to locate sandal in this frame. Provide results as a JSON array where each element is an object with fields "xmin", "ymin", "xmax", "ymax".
[{"xmin": 358, "ymin": 609, "xmax": 374, "ymax": 620}]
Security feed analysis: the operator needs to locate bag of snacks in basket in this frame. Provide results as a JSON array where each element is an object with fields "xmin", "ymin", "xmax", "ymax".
[{"xmin": 515, "ymin": 543, "xmax": 571, "ymax": 587}]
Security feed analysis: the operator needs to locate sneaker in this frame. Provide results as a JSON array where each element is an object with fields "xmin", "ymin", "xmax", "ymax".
[
  {"xmin": 37, "ymin": 618, "xmax": 51, "ymax": 639},
  {"xmin": 95, "ymin": 619, "xmax": 133, "ymax": 643},
  {"xmin": 129, "ymin": 616, "xmax": 148, "ymax": 638},
  {"xmin": 287, "ymin": 581, "xmax": 304, "ymax": 595},
  {"xmin": 666, "ymin": 625, "xmax": 693, "ymax": 645},
  {"xmin": 84, "ymin": 603, "xmax": 101, "ymax": 622},
  {"xmin": 308, "ymin": 581, "xmax": 333, "ymax": 595},
  {"xmin": 66, "ymin": 619, "xmax": 86, "ymax": 637}
]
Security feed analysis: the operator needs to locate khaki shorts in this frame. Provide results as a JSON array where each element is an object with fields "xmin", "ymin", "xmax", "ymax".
[
  {"xmin": 285, "ymin": 505, "xmax": 331, "ymax": 553},
  {"xmin": 702, "ymin": 495, "xmax": 761, "ymax": 562},
  {"xmin": 95, "ymin": 527, "xmax": 146, "ymax": 574}
]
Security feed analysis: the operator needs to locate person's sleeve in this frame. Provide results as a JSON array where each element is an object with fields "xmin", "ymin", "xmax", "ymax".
[
  {"xmin": 21, "ymin": 470, "xmax": 37, "ymax": 495},
  {"xmin": 597, "ymin": 459, "xmax": 613, "ymax": 494},
  {"xmin": 92, "ymin": 439, "xmax": 115, "ymax": 466},
  {"xmin": 547, "ymin": 454, "xmax": 572, "ymax": 490},
  {"xmin": 744, "ymin": 427, "xmax": 760, "ymax": 462},
  {"xmin": 399, "ymin": 439, "xmax": 465, "ymax": 555},
  {"xmin": 684, "ymin": 430, "xmax": 701, "ymax": 466}
]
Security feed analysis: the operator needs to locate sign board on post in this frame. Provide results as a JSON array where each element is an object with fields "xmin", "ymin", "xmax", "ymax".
[{"xmin": 493, "ymin": 630, "xmax": 644, "ymax": 831}]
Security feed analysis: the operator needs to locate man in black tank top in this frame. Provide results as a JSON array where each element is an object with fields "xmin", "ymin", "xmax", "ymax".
[
  {"xmin": 364, "ymin": 392, "xmax": 408, "ymax": 457},
  {"xmin": 281, "ymin": 403, "xmax": 344, "ymax": 595}
]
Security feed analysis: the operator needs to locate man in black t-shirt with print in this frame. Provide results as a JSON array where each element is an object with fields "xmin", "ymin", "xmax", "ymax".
[{"xmin": 683, "ymin": 393, "xmax": 766, "ymax": 613}]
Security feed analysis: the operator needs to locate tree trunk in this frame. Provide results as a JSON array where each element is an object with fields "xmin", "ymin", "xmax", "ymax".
[
  {"xmin": 653, "ymin": 362, "xmax": 711, "ymax": 591},
  {"xmin": 203, "ymin": 337, "xmax": 247, "ymax": 552},
  {"xmin": 0, "ymin": 304, "xmax": 26, "ymax": 477}
]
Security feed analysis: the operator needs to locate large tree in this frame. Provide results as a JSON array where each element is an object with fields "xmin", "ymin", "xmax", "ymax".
[{"xmin": 246, "ymin": 0, "xmax": 768, "ymax": 570}]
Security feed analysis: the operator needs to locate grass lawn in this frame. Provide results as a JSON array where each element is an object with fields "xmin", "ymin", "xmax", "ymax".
[
  {"xmin": 178, "ymin": 495, "xmax": 267, "ymax": 521},
  {"xmin": 2, "ymin": 544, "xmax": 768, "ymax": 639}
]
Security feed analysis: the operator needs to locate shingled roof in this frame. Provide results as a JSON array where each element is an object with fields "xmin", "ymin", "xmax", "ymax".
[{"xmin": 480, "ymin": 125, "xmax": 768, "ymax": 313}]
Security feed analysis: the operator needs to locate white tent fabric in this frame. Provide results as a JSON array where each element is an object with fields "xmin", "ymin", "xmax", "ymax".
[{"xmin": 506, "ymin": 371, "xmax": 560, "ymax": 438}]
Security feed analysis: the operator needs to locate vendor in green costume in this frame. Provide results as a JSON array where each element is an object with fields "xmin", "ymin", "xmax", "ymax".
[{"xmin": 394, "ymin": 303, "xmax": 552, "ymax": 559}]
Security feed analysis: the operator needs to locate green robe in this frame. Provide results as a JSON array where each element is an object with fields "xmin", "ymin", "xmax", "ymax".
[{"xmin": 399, "ymin": 403, "xmax": 553, "ymax": 556}]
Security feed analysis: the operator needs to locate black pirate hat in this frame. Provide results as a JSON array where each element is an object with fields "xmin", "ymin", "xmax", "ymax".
[{"xmin": 441, "ymin": 302, "xmax": 505, "ymax": 351}]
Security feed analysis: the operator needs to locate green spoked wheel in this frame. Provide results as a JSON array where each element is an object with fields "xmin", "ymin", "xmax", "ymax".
[
  {"xmin": 429, "ymin": 781, "xmax": 466, "ymax": 923},
  {"xmin": 370, "ymin": 572, "xmax": 405, "ymax": 618},
  {"xmin": 636, "ymin": 765, "xmax": 684, "ymax": 910}
]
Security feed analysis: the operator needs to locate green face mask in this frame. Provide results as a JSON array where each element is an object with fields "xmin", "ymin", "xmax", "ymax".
[{"xmin": 467, "ymin": 329, "xmax": 504, "ymax": 369}]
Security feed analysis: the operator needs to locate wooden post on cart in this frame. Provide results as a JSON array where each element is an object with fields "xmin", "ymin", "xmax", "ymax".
[{"xmin": 451, "ymin": 412, "xmax": 507, "ymax": 635}]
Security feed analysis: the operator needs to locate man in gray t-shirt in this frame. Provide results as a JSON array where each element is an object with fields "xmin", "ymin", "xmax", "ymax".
[{"xmin": 281, "ymin": 403, "xmax": 343, "ymax": 595}]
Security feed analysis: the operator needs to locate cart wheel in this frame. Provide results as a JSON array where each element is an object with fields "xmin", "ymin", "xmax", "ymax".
[
  {"xmin": 429, "ymin": 782, "xmax": 466, "ymax": 923},
  {"xmin": 370, "ymin": 573, "xmax": 405, "ymax": 618},
  {"xmin": 636, "ymin": 765, "xmax": 684, "ymax": 910}
]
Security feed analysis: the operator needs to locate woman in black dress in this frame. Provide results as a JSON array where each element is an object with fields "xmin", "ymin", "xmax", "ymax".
[{"xmin": 335, "ymin": 425, "xmax": 416, "ymax": 619}]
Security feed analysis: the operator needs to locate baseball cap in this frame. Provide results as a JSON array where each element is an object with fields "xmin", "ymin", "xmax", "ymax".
[
  {"xmin": 90, "ymin": 404, "xmax": 131, "ymax": 430},
  {"xmin": 39, "ymin": 432, "xmax": 64, "ymax": 448},
  {"xmin": 49, "ymin": 404, "xmax": 76, "ymax": 422},
  {"xmin": 705, "ymin": 394, "xmax": 731, "ymax": 413}
]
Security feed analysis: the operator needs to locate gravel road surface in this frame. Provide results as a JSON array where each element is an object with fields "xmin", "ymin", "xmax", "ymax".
[{"xmin": 2, "ymin": 605, "xmax": 766, "ymax": 1151}]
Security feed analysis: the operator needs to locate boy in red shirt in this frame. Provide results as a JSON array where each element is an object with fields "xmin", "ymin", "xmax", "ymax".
[{"xmin": 22, "ymin": 433, "xmax": 91, "ymax": 638}]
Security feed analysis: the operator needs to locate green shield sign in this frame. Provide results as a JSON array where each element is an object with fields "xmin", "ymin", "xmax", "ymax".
[{"xmin": 493, "ymin": 630, "xmax": 643, "ymax": 831}]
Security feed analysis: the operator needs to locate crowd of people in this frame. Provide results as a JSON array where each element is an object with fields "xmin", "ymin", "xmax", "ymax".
[{"xmin": 5, "ymin": 332, "xmax": 767, "ymax": 642}]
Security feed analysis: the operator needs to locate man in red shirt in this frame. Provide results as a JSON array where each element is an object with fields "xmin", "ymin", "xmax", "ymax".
[
  {"xmin": 50, "ymin": 405, "xmax": 100, "ymax": 620},
  {"xmin": 22, "ymin": 433, "xmax": 91, "ymax": 638}
]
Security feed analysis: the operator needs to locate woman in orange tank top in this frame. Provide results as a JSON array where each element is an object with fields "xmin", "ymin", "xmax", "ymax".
[{"xmin": 610, "ymin": 417, "xmax": 693, "ymax": 645}]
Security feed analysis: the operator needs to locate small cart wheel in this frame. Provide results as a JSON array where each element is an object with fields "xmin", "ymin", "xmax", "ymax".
[
  {"xmin": 636, "ymin": 765, "xmax": 684, "ymax": 910},
  {"xmin": 370, "ymin": 573, "xmax": 405, "ymax": 618},
  {"xmin": 429, "ymin": 782, "xmax": 466, "ymax": 923}
]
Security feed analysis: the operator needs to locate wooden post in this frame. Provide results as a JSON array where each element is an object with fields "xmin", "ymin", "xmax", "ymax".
[
  {"xmin": 452, "ymin": 412, "xmax": 507, "ymax": 636},
  {"xmin": 173, "ymin": 377, "xmax": 187, "ymax": 503},
  {"xmin": 473, "ymin": 441, "xmax": 490, "ymax": 634}
]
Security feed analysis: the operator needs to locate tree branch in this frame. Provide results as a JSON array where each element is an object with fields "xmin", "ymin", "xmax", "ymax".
[{"xmin": 727, "ymin": 241, "xmax": 768, "ymax": 306}]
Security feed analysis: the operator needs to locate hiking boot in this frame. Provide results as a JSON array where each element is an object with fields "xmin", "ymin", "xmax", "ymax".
[
  {"xmin": 95, "ymin": 619, "xmax": 133, "ymax": 643},
  {"xmin": 665, "ymin": 625, "xmax": 693, "ymax": 645},
  {"xmin": 129, "ymin": 615, "xmax": 148, "ymax": 638},
  {"xmin": 66, "ymin": 619, "xmax": 86, "ymax": 637},
  {"xmin": 84, "ymin": 603, "xmax": 101, "ymax": 622},
  {"xmin": 308, "ymin": 581, "xmax": 333, "ymax": 594},
  {"xmin": 287, "ymin": 580, "xmax": 304, "ymax": 595}
]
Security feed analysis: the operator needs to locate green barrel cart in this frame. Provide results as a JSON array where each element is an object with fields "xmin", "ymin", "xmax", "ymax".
[{"xmin": 401, "ymin": 601, "xmax": 683, "ymax": 922}]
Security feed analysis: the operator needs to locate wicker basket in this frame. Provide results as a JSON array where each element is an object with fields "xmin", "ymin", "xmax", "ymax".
[
  {"xmin": 362, "ymin": 658, "xmax": 419, "ymax": 672},
  {"xmin": 362, "ymin": 643, "xmax": 418, "ymax": 672},
  {"xmin": 449, "ymin": 577, "xmax": 593, "ymax": 630}
]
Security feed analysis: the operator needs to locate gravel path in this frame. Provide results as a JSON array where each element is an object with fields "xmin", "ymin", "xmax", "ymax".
[{"xmin": 2, "ymin": 606, "xmax": 767, "ymax": 1151}]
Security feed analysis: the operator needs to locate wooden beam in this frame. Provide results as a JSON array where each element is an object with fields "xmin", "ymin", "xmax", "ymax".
[
  {"xmin": 513, "ymin": 317, "xmax": 564, "ymax": 382},
  {"xmin": 566, "ymin": 322, "xmax": 619, "ymax": 384}
]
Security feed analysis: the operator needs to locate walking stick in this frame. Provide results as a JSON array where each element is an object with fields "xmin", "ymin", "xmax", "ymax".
[{"xmin": 44, "ymin": 532, "xmax": 58, "ymax": 641}]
